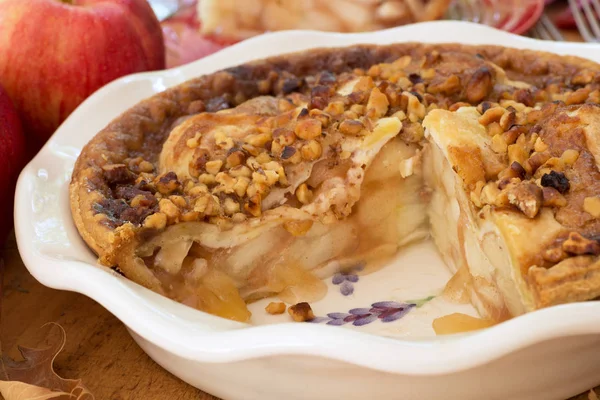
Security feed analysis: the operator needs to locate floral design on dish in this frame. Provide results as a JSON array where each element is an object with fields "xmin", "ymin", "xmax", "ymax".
[
  {"xmin": 332, "ymin": 264, "xmax": 364, "ymax": 296},
  {"xmin": 310, "ymin": 296, "xmax": 435, "ymax": 326}
]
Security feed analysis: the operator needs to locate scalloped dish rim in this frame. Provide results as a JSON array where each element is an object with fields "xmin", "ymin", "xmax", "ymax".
[{"xmin": 14, "ymin": 21, "xmax": 600, "ymax": 376}]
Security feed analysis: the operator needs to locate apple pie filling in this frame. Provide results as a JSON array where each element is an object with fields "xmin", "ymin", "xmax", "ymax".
[
  {"xmin": 116, "ymin": 94, "xmax": 427, "ymax": 321},
  {"xmin": 71, "ymin": 43, "xmax": 600, "ymax": 324}
]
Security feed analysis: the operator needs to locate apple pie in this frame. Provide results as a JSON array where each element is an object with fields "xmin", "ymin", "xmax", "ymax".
[
  {"xmin": 199, "ymin": 0, "xmax": 452, "ymax": 40},
  {"xmin": 70, "ymin": 43, "xmax": 600, "ymax": 323}
]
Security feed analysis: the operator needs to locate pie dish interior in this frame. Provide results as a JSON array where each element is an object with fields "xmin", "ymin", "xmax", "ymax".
[{"xmin": 69, "ymin": 42, "xmax": 600, "ymax": 325}]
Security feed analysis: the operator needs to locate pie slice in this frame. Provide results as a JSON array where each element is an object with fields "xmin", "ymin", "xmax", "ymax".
[
  {"xmin": 199, "ymin": 0, "xmax": 452, "ymax": 39},
  {"xmin": 70, "ymin": 43, "xmax": 600, "ymax": 323},
  {"xmin": 424, "ymin": 102, "xmax": 600, "ymax": 320}
]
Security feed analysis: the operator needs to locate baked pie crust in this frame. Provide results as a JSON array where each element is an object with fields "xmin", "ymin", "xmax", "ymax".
[
  {"xmin": 70, "ymin": 43, "xmax": 600, "ymax": 323},
  {"xmin": 199, "ymin": 0, "xmax": 452, "ymax": 40}
]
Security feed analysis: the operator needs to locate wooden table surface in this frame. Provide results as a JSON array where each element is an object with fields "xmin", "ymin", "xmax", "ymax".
[
  {"xmin": 1, "ymin": 25, "xmax": 596, "ymax": 400},
  {"xmin": 1, "ymin": 235, "xmax": 214, "ymax": 399}
]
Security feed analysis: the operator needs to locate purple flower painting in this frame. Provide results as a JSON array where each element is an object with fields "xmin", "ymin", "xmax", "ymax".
[
  {"xmin": 332, "ymin": 264, "xmax": 364, "ymax": 296},
  {"xmin": 310, "ymin": 301, "xmax": 417, "ymax": 326}
]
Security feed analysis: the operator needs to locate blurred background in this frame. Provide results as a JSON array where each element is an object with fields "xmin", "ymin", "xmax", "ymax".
[{"xmin": 156, "ymin": 0, "xmax": 598, "ymax": 69}]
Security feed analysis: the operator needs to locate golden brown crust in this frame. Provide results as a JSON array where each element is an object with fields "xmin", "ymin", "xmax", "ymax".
[{"xmin": 70, "ymin": 42, "xmax": 600, "ymax": 314}]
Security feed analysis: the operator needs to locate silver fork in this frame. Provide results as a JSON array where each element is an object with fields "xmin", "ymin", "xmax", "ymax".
[
  {"xmin": 569, "ymin": 0, "xmax": 600, "ymax": 42},
  {"xmin": 530, "ymin": 14, "xmax": 565, "ymax": 41},
  {"xmin": 445, "ymin": 0, "xmax": 489, "ymax": 25}
]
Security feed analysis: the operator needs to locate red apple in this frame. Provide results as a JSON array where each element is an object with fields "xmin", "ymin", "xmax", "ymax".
[
  {"xmin": 0, "ymin": 84, "xmax": 26, "ymax": 245},
  {"xmin": 0, "ymin": 0, "xmax": 165, "ymax": 151}
]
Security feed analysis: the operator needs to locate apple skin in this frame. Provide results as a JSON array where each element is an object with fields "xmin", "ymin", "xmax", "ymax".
[
  {"xmin": 0, "ymin": 0, "xmax": 165, "ymax": 151},
  {"xmin": 0, "ymin": 84, "xmax": 26, "ymax": 246}
]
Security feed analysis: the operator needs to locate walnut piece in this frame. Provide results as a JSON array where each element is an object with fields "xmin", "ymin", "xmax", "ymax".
[
  {"xmin": 506, "ymin": 181, "xmax": 542, "ymax": 218},
  {"xmin": 143, "ymin": 212, "xmax": 167, "ymax": 230},
  {"xmin": 466, "ymin": 66, "xmax": 493, "ymax": 104},
  {"xmin": 288, "ymin": 302, "xmax": 315, "ymax": 322},
  {"xmin": 583, "ymin": 197, "xmax": 600, "ymax": 218},
  {"xmin": 265, "ymin": 302, "xmax": 287, "ymax": 315},
  {"xmin": 562, "ymin": 232, "xmax": 600, "ymax": 255},
  {"xmin": 542, "ymin": 187, "xmax": 567, "ymax": 207}
]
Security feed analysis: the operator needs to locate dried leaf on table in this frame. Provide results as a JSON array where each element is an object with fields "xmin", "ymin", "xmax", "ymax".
[
  {"xmin": 0, "ymin": 323, "xmax": 94, "ymax": 400},
  {"xmin": 568, "ymin": 388, "xmax": 600, "ymax": 400}
]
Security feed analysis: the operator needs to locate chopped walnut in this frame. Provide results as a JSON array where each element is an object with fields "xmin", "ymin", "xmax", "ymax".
[
  {"xmin": 478, "ymin": 106, "xmax": 505, "ymax": 126},
  {"xmin": 466, "ymin": 66, "xmax": 493, "ymax": 103},
  {"xmin": 507, "ymin": 144, "xmax": 528, "ymax": 167},
  {"xmin": 534, "ymin": 137, "xmax": 548, "ymax": 153},
  {"xmin": 273, "ymin": 127, "xmax": 296, "ymax": 146},
  {"xmin": 366, "ymin": 87, "xmax": 389, "ymax": 118},
  {"xmin": 309, "ymin": 109, "xmax": 331, "ymax": 127},
  {"xmin": 189, "ymin": 148, "xmax": 210, "ymax": 177},
  {"xmin": 404, "ymin": 91, "xmax": 426, "ymax": 122},
  {"xmin": 339, "ymin": 119, "xmax": 366, "ymax": 136},
  {"xmin": 561, "ymin": 149, "xmax": 580, "ymax": 165},
  {"xmin": 295, "ymin": 119, "xmax": 322, "ymax": 140},
  {"xmin": 205, "ymin": 160, "xmax": 223, "ymax": 175},
  {"xmin": 194, "ymin": 194, "xmax": 221, "ymax": 215},
  {"xmin": 499, "ymin": 110, "xmax": 516, "ymax": 131},
  {"xmin": 255, "ymin": 152, "xmax": 271, "ymax": 165},
  {"xmin": 215, "ymin": 172, "xmax": 237, "ymax": 194},
  {"xmin": 155, "ymin": 172, "xmax": 180, "ymax": 195},
  {"xmin": 565, "ymin": 88, "xmax": 591, "ymax": 105},
  {"xmin": 562, "ymin": 232, "xmax": 600, "ymax": 255},
  {"xmin": 498, "ymin": 162, "xmax": 526, "ymax": 181},
  {"xmin": 246, "ymin": 133, "xmax": 272, "ymax": 148},
  {"xmin": 487, "ymin": 122, "xmax": 503, "ymax": 137},
  {"xmin": 187, "ymin": 183, "xmax": 209, "ymax": 197},
  {"xmin": 506, "ymin": 181, "xmax": 542, "ymax": 218},
  {"xmin": 181, "ymin": 211, "xmax": 200, "ymax": 222},
  {"xmin": 214, "ymin": 130, "xmax": 235, "ymax": 150},
  {"xmin": 542, "ymin": 187, "xmax": 567, "ymax": 207},
  {"xmin": 288, "ymin": 302, "xmax": 315, "ymax": 322},
  {"xmin": 143, "ymin": 212, "xmax": 167, "ymax": 230},
  {"xmin": 491, "ymin": 134, "xmax": 508, "ymax": 154},
  {"xmin": 301, "ymin": 140, "xmax": 322, "ymax": 161},
  {"xmin": 230, "ymin": 165, "xmax": 252, "ymax": 178},
  {"xmin": 542, "ymin": 157, "xmax": 565, "ymax": 172},
  {"xmin": 400, "ymin": 121, "xmax": 424, "ymax": 142},
  {"xmin": 138, "ymin": 160, "xmax": 154, "ymax": 173},
  {"xmin": 265, "ymin": 302, "xmax": 287, "ymax": 315},
  {"xmin": 427, "ymin": 74, "xmax": 460, "ymax": 95},
  {"xmin": 223, "ymin": 197, "xmax": 241, "ymax": 216},
  {"xmin": 583, "ymin": 197, "xmax": 600, "ymax": 218},
  {"xmin": 281, "ymin": 146, "xmax": 297, "ymax": 160},
  {"xmin": 244, "ymin": 194, "xmax": 262, "ymax": 217},
  {"xmin": 226, "ymin": 149, "xmax": 246, "ymax": 168},
  {"xmin": 524, "ymin": 151, "xmax": 551, "ymax": 175},
  {"xmin": 480, "ymin": 182, "xmax": 500, "ymax": 206},
  {"xmin": 233, "ymin": 177, "xmax": 250, "ymax": 197},
  {"xmin": 159, "ymin": 199, "xmax": 180, "ymax": 222}
]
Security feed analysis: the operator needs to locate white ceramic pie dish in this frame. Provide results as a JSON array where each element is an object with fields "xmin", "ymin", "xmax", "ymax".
[{"xmin": 14, "ymin": 21, "xmax": 600, "ymax": 400}]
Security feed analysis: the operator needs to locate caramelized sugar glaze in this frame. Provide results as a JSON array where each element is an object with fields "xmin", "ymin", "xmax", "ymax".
[{"xmin": 70, "ymin": 43, "xmax": 600, "ymax": 323}]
